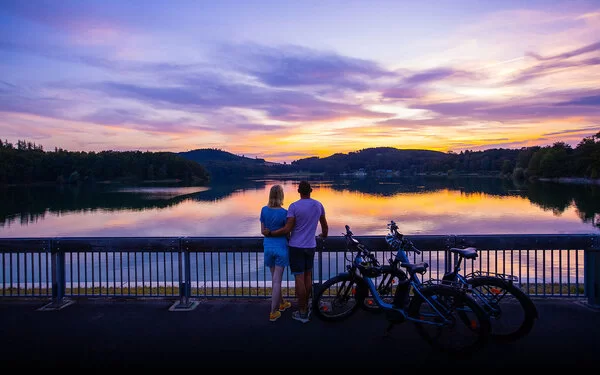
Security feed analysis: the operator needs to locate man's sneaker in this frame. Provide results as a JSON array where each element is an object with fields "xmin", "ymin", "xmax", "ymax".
[
  {"xmin": 269, "ymin": 311, "xmax": 281, "ymax": 322},
  {"xmin": 292, "ymin": 310, "xmax": 310, "ymax": 323},
  {"xmin": 279, "ymin": 301, "xmax": 292, "ymax": 312}
]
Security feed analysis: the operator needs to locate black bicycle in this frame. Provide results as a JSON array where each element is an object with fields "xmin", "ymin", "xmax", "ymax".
[
  {"xmin": 361, "ymin": 220, "xmax": 538, "ymax": 342},
  {"xmin": 312, "ymin": 225, "xmax": 491, "ymax": 355}
]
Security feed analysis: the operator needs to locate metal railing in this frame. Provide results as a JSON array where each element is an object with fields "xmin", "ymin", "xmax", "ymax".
[{"xmin": 1, "ymin": 234, "xmax": 599, "ymax": 309}]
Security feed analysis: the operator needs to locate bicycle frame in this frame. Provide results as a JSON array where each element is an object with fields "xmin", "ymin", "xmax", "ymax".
[
  {"xmin": 347, "ymin": 240, "xmax": 453, "ymax": 327},
  {"xmin": 386, "ymin": 226, "xmax": 519, "ymax": 314}
]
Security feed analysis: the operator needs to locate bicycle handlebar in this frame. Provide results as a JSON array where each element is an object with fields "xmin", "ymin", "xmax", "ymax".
[
  {"xmin": 387, "ymin": 220, "xmax": 421, "ymax": 255},
  {"xmin": 343, "ymin": 224, "xmax": 378, "ymax": 264}
]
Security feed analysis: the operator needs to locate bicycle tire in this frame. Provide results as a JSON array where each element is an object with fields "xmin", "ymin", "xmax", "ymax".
[
  {"xmin": 466, "ymin": 276, "xmax": 538, "ymax": 342},
  {"xmin": 408, "ymin": 284, "xmax": 490, "ymax": 356},
  {"xmin": 312, "ymin": 274, "xmax": 367, "ymax": 322},
  {"xmin": 358, "ymin": 265, "xmax": 407, "ymax": 313}
]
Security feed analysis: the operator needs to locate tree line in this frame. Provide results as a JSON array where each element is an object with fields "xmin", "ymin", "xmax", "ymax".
[
  {"xmin": 0, "ymin": 140, "xmax": 210, "ymax": 185},
  {"xmin": 2, "ymin": 131, "xmax": 599, "ymax": 185},
  {"xmin": 289, "ymin": 132, "xmax": 600, "ymax": 180}
]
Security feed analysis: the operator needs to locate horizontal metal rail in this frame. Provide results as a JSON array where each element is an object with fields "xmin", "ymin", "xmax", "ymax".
[{"xmin": 1, "ymin": 234, "xmax": 599, "ymax": 308}]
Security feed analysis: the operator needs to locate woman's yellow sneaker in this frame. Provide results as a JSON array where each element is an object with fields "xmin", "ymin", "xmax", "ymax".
[
  {"xmin": 279, "ymin": 301, "xmax": 292, "ymax": 312},
  {"xmin": 269, "ymin": 311, "xmax": 281, "ymax": 322}
]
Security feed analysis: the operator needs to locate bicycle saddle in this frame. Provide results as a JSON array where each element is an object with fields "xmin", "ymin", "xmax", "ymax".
[
  {"xmin": 399, "ymin": 262, "xmax": 428, "ymax": 275},
  {"xmin": 449, "ymin": 247, "xmax": 478, "ymax": 260}
]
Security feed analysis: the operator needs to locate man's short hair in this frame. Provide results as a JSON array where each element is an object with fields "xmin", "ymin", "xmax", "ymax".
[{"xmin": 298, "ymin": 181, "xmax": 312, "ymax": 195}]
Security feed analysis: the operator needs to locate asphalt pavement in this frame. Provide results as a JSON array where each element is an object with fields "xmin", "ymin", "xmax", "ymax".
[{"xmin": 1, "ymin": 297, "xmax": 599, "ymax": 370}]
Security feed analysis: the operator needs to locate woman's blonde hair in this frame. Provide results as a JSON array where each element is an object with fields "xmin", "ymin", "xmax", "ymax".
[{"xmin": 268, "ymin": 184, "xmax": 284, "ymax": 207}]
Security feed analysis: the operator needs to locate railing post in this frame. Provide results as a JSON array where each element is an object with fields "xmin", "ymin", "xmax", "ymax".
[
  {"xmin": 170, "ymin": 238, "xmax": 197, "ymax": 311},
  {"xmin": 584, "ymin": 235, "xmax": 600, "ymax": 308},
  {"xmin": 317, "ymin": 237, "xmax": 324, "ymax": 284},
  {"xmin": 444, "ymin": 235, "xmax": 456, "ymax": 274},
  {"xmin": 39, "ymin": 239, "xmax": 73, "ymax": 310}
]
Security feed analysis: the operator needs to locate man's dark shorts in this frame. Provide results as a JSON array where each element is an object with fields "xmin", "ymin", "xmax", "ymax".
[{"xmin": 288, "ymin": 246, "xmax": 316, "ymax": 275}]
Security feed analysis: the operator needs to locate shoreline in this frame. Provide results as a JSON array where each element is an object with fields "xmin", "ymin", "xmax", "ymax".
[{"xmin": 538, "ymin": 177, "xmax": 600, "ymax": 185}]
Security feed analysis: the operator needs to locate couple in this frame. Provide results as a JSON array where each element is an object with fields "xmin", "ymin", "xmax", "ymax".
[{"xmin": 259, "ymin": 181, "xmax": 328, "ymax": 323}]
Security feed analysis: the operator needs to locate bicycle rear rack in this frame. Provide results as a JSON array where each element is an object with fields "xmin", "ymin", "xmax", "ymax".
[{"xmin": 466, "ymin": 270, "xmax": 519, "ymax": 283}]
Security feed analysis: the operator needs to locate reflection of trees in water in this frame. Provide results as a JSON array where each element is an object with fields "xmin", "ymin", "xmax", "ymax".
[
  {"xmin": 526, "ymin": 182, "xmax": 574, "ymax": 215},
  {"xmin": 526, "ymin": 182, "xmax": 600, "ymax": 228},
  {"xmin": 1, "ymin": 177, "xmax": 599, "ymax": 230},
  {"xmin": 331, "ymin": 176, "xmax": 600, "ymax": 231},
  {"xmin": 0, "ymin": 179, "xmax": 267, "ymax": 226},
  {"xmin": 569, "ymin": 185, "xmax": 600, "ymax": 228},
  {"xmin": 190, "ymin": 179, "xmax": 266, "ymax": 202},
  {"xmin": 329, "ymin": 176, "xmax": 524, "ymax": 197}
]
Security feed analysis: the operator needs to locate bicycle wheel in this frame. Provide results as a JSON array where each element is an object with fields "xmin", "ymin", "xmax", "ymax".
[
  {"xmin": 359, "ymin": 265, "xmax": 407, "ymax": 313},
  {"xmin": 312, "ymin": 274, "xmax": 366, "ymax": 322},
  {"xmin": 408, "ymin": 285, "xmax": 490, "ymax": 355},
  {"xmin": 467, "ymin": 276, "xmax": 538, "ymax": 342}
]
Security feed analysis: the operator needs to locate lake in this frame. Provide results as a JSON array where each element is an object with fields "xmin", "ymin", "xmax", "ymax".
[{"xmin": 1, "ymin": 176, "xmax": 599, "ymax": 237}]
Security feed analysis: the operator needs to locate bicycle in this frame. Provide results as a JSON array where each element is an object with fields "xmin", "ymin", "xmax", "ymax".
[
  {"xmin": 361, "ymin": 220, "xmax": 538, "ymax": 342},
  {"xmin": 312, "ymin": 224, "xmax": 491, "ymax": 355}
]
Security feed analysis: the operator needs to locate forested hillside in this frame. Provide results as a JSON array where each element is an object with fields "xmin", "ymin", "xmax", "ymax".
[{"xmin": 0, "ymin": 140, "xmax": 210, "ymax": 185}]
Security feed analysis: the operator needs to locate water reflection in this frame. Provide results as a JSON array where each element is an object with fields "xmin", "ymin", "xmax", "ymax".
[{"xmin": 0, "ymin": 177, "xmax": 598, "ymax": 237}]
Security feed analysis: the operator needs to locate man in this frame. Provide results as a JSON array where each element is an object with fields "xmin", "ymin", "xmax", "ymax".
[{"xmin": 265, "ymin": 181, "xmax": 328, "ymax": 323}]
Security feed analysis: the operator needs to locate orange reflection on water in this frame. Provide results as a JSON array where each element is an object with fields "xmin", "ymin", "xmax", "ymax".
[{"xmin": 0, "ymin": 181, "xmax": 595, "ymax": 238}]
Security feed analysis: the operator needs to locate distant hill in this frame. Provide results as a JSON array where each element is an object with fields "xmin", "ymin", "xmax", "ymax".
[
  {"xmin": 291, "ymin": 147, "xmax": 449, "ymax": 174},
  {"xmin": 178, "ymin": 148, "xmax": 266, "ymax": 164},
  {"xmin": 177, "ymin": 148, "xmax": 287, "ymax": 180}
]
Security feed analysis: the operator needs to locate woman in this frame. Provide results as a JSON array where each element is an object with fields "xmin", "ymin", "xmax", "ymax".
[{"xmin": 259, "ymin": 184, "xmax": 291, "ymax": 321}]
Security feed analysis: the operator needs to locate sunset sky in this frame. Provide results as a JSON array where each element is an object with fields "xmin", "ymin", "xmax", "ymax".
[{"xmin": 1, "ymin": 0, "xmax": 599, "ymax": 163}]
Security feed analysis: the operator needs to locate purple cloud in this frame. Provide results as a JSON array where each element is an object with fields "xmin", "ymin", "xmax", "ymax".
[
  {"xmin": 509, "ymin": 57, "xmax": 600, "ymax": 85},
  {"xmin": 543, "ymin": 126, "xmax": 600, "ymax": 137},
  {"xmin": 216, "ymin": 44, "xmax": 397, "ymax": 92},
  {"xmin": 556, "ymin": 95, "xmax": 600, "ymax": 106},
  {"xmin": 510, "ymin": 41, "xmax": 600, "ymax": 84},
  {"xmin": 413, "ymin": 90, "xmax": 600, "ymax": 121},
  {"xmin": 381, "ymin": 68, "xmax": 480, "ymax": 99},
  {"xmin": 0, "ymin": 41, "xmax": 200, "ymax": 74},
  {"xmin": 80, "ymin": 109, "xmax": 203, "ymax": 133},
  {"xmin": 87, "ymin": 79, "xmax": 390, "ymax": 122},
  {"xmin": 381, "ymin": 86, "xmax": 423, "ymax": 99},
  {"xmin": 527, "ymin": 41, "xmax": 600, "ymax": 61},
  {"xmin": 0, "ymin": 89, "xmax": 75, "ymax": 119},
  {"xmin": 403, "ymin": 68, "xmax": 478, "ymax": 85}
]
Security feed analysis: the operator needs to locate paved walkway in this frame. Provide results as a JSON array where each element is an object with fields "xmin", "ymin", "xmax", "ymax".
[{"xmin": 1, "ymin": 297, "xmax": 599, "ymax": 370}]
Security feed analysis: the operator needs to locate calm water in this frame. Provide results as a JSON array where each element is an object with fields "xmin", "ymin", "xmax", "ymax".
[
  {"xmin": 1, "ymin": 176, "xmax": 597, "ymax": 286},
  {"xmin": 1, "ymin": 176, "xmax": 599, "ymax": 237}
]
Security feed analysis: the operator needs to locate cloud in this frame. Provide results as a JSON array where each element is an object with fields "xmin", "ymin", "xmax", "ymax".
[
  {"xmin": 80, "ymin": 108, "xmax": 203, "ymax": 134},
  {"xmin": 381, "ymin": 67, "xmax": 481, "ymax": 99},
  {"xmin": 86, "ymin": 79, "xmax": 391, "ymax": 122},
  {"xmin": 402, "ymin": 68, "xmax": 478, "ymax": 85},
  {"xmin": 215, "ymin": 43, "xmax": 397, "ymax": 92},
  {"xmin": 543, "ymin": 126, "xmax": 600, "ymax": 137},
  {"xmin": 0, "ymin": 41, "xmax": 200, "ymax": 75},
  {"xmin": 410, "ymin": 89, "xmax": 600, "ymax": 122},
  {"xmin": 527, "ymin": 41, "xmax": 600, "ymax": 61},
  {"xmin": 0, "ymin": 90, "xmax": 74, "ymax": 120},
  {"xmin": 556, "ymin": 95, "xmax": 600, "ymax": 106},
  {"xmin": 509, "ymin": 41, "xmax": 600, "ymax": 84}
]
